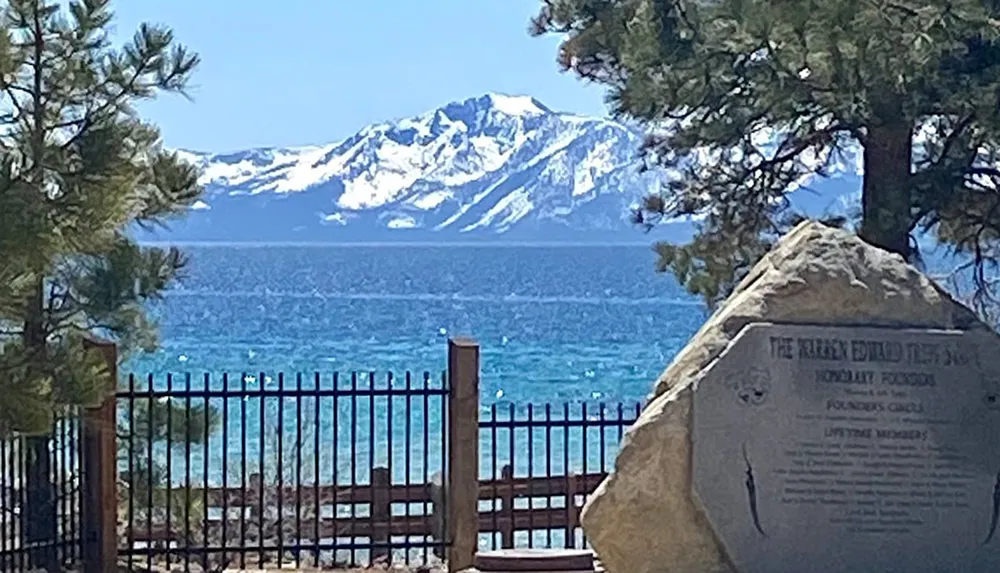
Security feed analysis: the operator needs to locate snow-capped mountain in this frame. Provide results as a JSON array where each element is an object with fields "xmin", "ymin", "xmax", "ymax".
[{"xmin": 138, "ymin": 93, "xmax": 860, "ymax": 243}]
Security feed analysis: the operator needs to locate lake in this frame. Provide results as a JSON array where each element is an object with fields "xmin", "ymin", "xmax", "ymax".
[{"xmin": 133, "ymin": 244, "xmax": 707, "ymax": 405}]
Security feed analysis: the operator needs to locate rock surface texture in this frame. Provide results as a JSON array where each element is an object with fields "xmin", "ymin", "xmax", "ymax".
[{"xmin": 580, "ymin": 221, "xmax": 988, "ymax": 573}]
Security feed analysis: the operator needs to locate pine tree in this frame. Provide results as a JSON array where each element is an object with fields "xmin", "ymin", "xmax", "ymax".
[
  {"xmin": 531, "ymin": 0, "xmax": 1000, "ymax": 313},
  {"xmin": 0, "ymin": 1, "xmax": 200, "ymax": 569}
]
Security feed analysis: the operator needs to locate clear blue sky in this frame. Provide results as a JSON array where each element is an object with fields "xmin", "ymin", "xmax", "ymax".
[{"xmin": 110, "ymin": 0, "xmax": 610, "ymax": 152}]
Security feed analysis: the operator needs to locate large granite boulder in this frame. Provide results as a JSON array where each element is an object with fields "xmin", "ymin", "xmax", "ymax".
[{"xmin": 581, "ymin": 221, "xmax": 989, "ymax": 573}]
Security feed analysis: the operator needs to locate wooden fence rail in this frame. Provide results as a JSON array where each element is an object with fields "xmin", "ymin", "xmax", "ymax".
[
  {"xmin": 123, "ymin": 464, "xmax": 608, "ymax": 549},
  {"xmin": 132, "ymin": 468, "xmax": 607, "ymax": 508}
]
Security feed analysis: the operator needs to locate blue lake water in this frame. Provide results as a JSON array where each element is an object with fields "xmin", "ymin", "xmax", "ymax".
[
  {"xmin": 133, "ymin": 244, "xmax": 705, "ymax": 403},
  {"xmin": 120, "ymin": 245, "xmax": 707, "ymax": 493}
]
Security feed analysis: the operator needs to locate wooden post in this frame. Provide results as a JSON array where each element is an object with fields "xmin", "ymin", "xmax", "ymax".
[
  {"xmin": 80, "ymin": 338, "xmax": 118, "ymax": 573},
  {"xmin": 371, "ymin": 467, "xmax": 391, "ymax": 562},
  {"xmin": 429, "ymin": 471, "xmax": 445, "ymax": 558},
  {"xmin": 248, "ymin": 473, "xmax": 263, "ymax": 523},
  {"xmin": 499, "ymin": 465, "xmax": 514, "ymax": 548},
  {"xmin": 447, "ymin": 338, "xmax": 479, "ymax": 572},
  {"xmin": 565, "ymin": 471, "xmax": 577, "ymax": 548}
]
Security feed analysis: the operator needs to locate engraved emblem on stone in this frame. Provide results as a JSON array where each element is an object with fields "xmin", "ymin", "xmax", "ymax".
[
  {"xmin": 985, "ymin": 393, "xmax": 1000, "ymax": 411},
  {"xmin": 741, "ymin": 442, "xmax": 767, "ymax": 538},
  {"xmin": 733, "ymin": 368, "xmax": 771, "ymax": 407},
  {"xmin": 980, "ymin": 370, "xmax": 1000, "ymax": 411},
  {"xmin": 984, "ymin": 470, "xmax": 1000, "ymax": 545}
]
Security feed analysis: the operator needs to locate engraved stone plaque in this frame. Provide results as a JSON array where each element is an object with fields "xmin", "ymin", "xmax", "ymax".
[{"xmin": 693, "ymin": 323, "xmax": 1000, "ymax": 573}]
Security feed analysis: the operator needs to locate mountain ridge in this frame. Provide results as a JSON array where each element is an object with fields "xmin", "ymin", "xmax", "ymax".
[{"xmin": 137, "ymin": 93, "xmax": 857, "ymax": 244}]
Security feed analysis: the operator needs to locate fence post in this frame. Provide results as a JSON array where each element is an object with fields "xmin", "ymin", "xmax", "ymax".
[
  {"xmin": 248, "ymin": 473, "xmax": 262, "ymax": 523},
  {"xmin": 81, "ymin": 338, "xmax": 118, "ymax": 573},
  {"xmin": 371, "ymin": 467, "xmax": 391, "ymax": 562},
  {"xmin": 429, "ymin": 472, "xmax": 445, "ymax": 558},
  {"xmin": 565, "ymin": 471, "xmax": 577, "ymax": 548},
  {"xmin": 447, "ymin": 337, "xmax": 479, "ymax": 572},
  {"xmin": 500, "ymin": 465, "xmax": 514, "ymax": 548}
]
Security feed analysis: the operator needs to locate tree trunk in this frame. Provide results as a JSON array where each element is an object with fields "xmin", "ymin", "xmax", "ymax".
[
  {"xmin": 25, "ymin": 437, "xmax": 56, "ymax": 570},
  {"xmin": 24, "ymin": 6, "xmax": 58, "ymax": 570},
  {"xmin": 859, "ymin": 122, "xmax": 914, "ymax": 260},
  {"xmin": 23, "ymin": 277, "xmax": 58, "ymax": 573}
]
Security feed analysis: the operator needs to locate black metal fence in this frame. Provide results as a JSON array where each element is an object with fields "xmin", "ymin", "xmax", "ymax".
[
  {"xmin": 113, "ymin": 370, "xmax": 641, "ymax": 569},
  {"xmin": 0, "ymin": 368, "xmax": 643, "ymax": 572},
  {"xmin": 0, "ymin": 415, "xmax": 83, "ymax": 573},
  {"xmin": 115, "ymin": 370, "xmax": 451, "ymax": 571},
  {"xmin": 478, "ymin": 402, "xmax": 642, "ymax": 551}
]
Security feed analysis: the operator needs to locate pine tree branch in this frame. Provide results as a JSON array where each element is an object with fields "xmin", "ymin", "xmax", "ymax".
[
  {"xmin": 964, "ymin": 166, "xmax": 1000, "ymax": 179},
  {"xmin": 0, "ymin": 78, "xmax": 28, "ymax": 126},
  {"xmin": 55, "ymin": 27, "xmax": 199, "ymax": 153},
  {"xmin": 762, "ymin": 36, "xmax": 839, "ymax": 96},
  {"xmin": 954, "ymin": 194, "xmax": 1000, "ymax": 317},
  {"xmin": 3, "ymin": 81, "xmax": 33, "ymax": 98},
  {"xmin": 56, "ymin": 72, "xmax": 141, "ymax": 151},
  {"xmin": 934, "ymin": 114, "xmax": 977, "ymax": 167},
  {"xmin": 48, "ymin": 105, "xmax": 95, "ymax": 131},
  {"xmin": 0, "ymin": 347, "xmax": 38, "ymax": 375}
]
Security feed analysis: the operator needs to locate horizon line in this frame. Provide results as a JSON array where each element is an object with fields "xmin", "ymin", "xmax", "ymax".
[{"xmin": 137, "ymin": 240, "xmax": 661, "ymax": 248}]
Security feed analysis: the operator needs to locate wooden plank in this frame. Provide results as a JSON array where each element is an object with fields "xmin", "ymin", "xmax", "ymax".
[
  {"xmin": 371, "ymin": 467, "xmax": 390, "ymax": 560},
  {"xmin": 189, "ymin": 471, "xmax": 605, "ymax": 507},
  {"xmin": 565, "ymin": 472, "xmax": 578, "ymax": 548},
  {"xmin": 140, "ymin": 470, "xmax": 606, "ymax": 536},
  {"xmin": 447, "ymin": 338, "xmax": 479, "ymax": 573},
  {"xmin": 429, "ymin": 471, "xmax": 445, "ymax": 559},
  {"xmin": 480, "ymin": 473, "xmax": 608, "ymax": 498},
  {"xmin": 196, "ymin": 482, "xmax": 435, "ymax": 505},
  {"xmin": 476, "ymin": 548, "xmax": 595, "ymax": 572},
  {"xmin": 499, "ymin": 465, "xmax": 514, "ymax": 548},
  {"xmin": 489, "ymin": 507, "xmax": 582, "ymax": 531},
  {"xmin": 128, "ymin": 514, "xmax": 433, "ymax": 541},
  {"xmin": 81, "ymin": 339, "xmax": 119, "ymax": 573}
]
